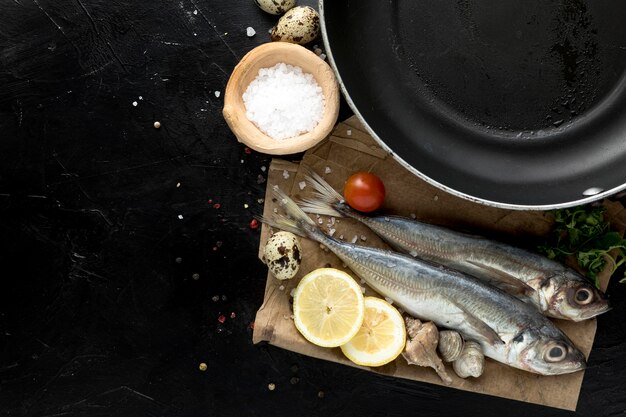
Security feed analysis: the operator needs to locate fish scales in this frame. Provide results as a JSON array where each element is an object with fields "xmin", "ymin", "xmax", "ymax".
[
  {"xmin": 264, "ymin": 187, "xmax": 586, "ymax": 375},
  {"xmin": 300, "ymin": 170, "xmax": 610, "ymax": 322}
]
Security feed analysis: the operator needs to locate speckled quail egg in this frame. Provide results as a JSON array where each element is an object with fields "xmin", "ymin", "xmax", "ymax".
[
  {"xmin": 263, "ymin": 231, "xmax": 302, "ymax": 280},
  {"xmin": 254, "ymin": 0, "xmax": 296, "ymax": 15},
  {"xmin": 270, "ymin": 6, "xmax": 320, "ymax": 45}
]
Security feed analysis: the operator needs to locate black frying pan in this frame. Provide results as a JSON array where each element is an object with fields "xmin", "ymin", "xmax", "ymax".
[{"xmin": 320, "ymin": 0, "xmax": 626, "ymax": 209}]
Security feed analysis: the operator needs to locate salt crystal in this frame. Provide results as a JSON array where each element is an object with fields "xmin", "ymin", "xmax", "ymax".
[
  {"xmin": 317, "ymin": 218, "xmax": 323, "ymax": 224},
  {"xmin": 339, "ymin": 234, "xmax": 344, "ymax": 240},
  {"xmin": 298, "ymin": 181, "xmax": 306, "ymax": 190},
  {"xmin": 360, "ymin": 235, "xmax": 367, "ymax": 241},
  {"xmin": 178, "ymin": 214, "xmax": 184, "ymax": 220},
  {"xmin": 434, "ymin": 195, "xmax": 439, "ymax": 201},
  {"xmin": 346, "ymin": 129, "xmax": 352, "ymax": 136},
  {"xmin": 384, "ymin": 297, "xmax": 394, "ymax": 305},
  {"xmin": 261, "ymin": 166, "xmax": 267, "ymax": 172},
  {"xmin": 410, "ymin": 250, "xmax": 418, "ymax": 257},
  {"xmin": 242, "ymin": 63, "xmax": 325, "ymax": 140},
  {"xmin": 246, "ymin": 27, "xmax": 256, "ymax": 37},
  {"xmin": 410, "ymin": 213, "xmax": 417, "ymax": 219},
  {"xmin": 282, "ymin": 170, "xmax": 290, "ymax": 179},
  {"xmin": 193, "ymin": 9, "xmax": 198, "ymax": 15},
  {"xmin": 215, "ymin": 91, "xmax": 221, "ymax": 98},
  {"xmin": 351, "ymin": 235, "xmax": 358, "ymax": 243},
  {"xmin": 279, "ymin": 285, "xmax": 285, "ymax": 291},
  {"xmin": 328, "ymin": 228, "xmax": 336, "ymax": 236},
  {"xmin": 319, "ymin": 53, "xmax": 327, "ymax": 60},
  {"xmin": 139, "ymin": 96, "xmax": 143, "ymax": 100},
  {"xmin": 360, "ymin": 286, "xmax": 366, "ymax": 294},
  {"xmin": 132, "ymin": 101, "xmax": 138, "ymax": 107},
  {"xmin": 324, "ymin": 166, "xmax": 332, "ymax": 174},
  {"xmin": 289, "ymin": 289, "xmax": 296, "ymax": 297}
]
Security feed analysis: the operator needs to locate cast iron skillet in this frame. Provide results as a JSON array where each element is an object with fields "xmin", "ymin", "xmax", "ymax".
[{"xmin": 319, "ymin": 0, "xmax": 626, "ymax": 209}]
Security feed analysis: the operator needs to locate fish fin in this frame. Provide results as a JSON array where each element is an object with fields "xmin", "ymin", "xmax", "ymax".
[
  {"xmin": 465, "ymin": 260, "xmax": 535, "ymax": 296},
  {"xmin": 449, "ymin": 299, "xmax": 504, "ymax": 345},
  {"xmin": 298, "ymin": 166, "xmax": 346, "ymax": 217},
  {"xmin": 256, "ymin": 186, "xmax": 326, "ymax": 242}
]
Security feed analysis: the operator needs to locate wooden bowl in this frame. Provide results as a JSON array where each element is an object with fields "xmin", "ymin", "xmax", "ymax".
[{"xmin": 222, "ymin": 42, "xmax": 340, "ymax": 155}]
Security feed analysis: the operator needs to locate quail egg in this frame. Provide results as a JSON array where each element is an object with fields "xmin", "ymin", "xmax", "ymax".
[
  {"xmin": 254, "ymin": 0, "xmax": 296, "ymax": 15},
  {"xmin": 263, "ymin": 231, "xmax": 302, "ymax": 280},
  {"xmin": 270, "ymin": 6, "xmax": 320, "ymax": 45}
]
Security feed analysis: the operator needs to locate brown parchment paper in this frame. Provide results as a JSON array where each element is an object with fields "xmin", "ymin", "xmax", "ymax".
[{"xmin": 253, "ymin": 116, "xmax": 621, "ymax": 411}]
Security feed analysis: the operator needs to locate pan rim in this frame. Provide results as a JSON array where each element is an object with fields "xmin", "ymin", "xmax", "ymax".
[{"xmin": 318, "ymin": 0, "xmax": 626, "ymax": 211}]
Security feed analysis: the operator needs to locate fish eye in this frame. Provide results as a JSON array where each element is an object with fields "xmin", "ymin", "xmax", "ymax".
[
  {"xmin": 544, "ymin": 344, "xmax": 567, "ymax": 362},
  {"xmin": 574, "ymin": 288, "xmax": 593, "ymax": 305}
]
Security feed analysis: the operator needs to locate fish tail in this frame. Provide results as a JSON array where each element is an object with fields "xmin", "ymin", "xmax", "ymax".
[
  {"xmin": 299, "ymin": 166, "xmax": 347, "ymax": 217},
  {"xmin": 257, "ymin": 185, "xmax": 326, "ymax": 242}
]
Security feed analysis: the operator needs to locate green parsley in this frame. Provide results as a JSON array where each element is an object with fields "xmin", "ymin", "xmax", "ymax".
[{"xmin": 539, "ymin": 206, "xmax": 626, "ymax": 288}]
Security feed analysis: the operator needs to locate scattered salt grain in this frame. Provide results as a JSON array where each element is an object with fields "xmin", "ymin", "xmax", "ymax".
[
  {"xmin": 434, "ymin": 195, "xmax": 439, "ymax": 201},
  {"xmin": 324, "ymin": 166, "xmax": 332, "ymax": 174},
  {"xmin": 410, "ymin": 213, "xmax": 417, "ymax": 219},
  {"xmin": 360, "ymin": 286, "xmax": 366, "ymax": 294},
  {"xmin": 351, "ymin": 235, "xmax": 358, "ymax": 244},
  {"xmin": 328, "ymin": 228, "xmax": 336, "ymax": 236},
  {"xmin": 260, "ymin": 166, "xmax": 267, "ymax": 172},
  {"xmin": 282, "ymin": 170, "xmax": 290, "ymax": 179},
  {"xmin": 153, "ymin": 121, "xmax": 161, "ymax": 129},
  {"xmin": 268, "ymin": 383, "xmax": 276, "ymax": 391},
  {"xmin": 319, "ymin": 53, "xmax": 326, "ymax": 60},
  {"xmin": 360, "ymin": 235, "xmax": 367, "ymax": 241},
  {"xmin": 214, "ymin": 91, "xmax": 221, "ymax": 98},
  {"xmin": 318, "ymin": 218, "xmax": 323, "ymax": 224},
  {"xmin": 246, "ymin": 26, "xmax": 256, "ymax": 37},
  {"xmin": 410, "ymin": 250, "xmax": 418, "ymax": 257},
  {"xmin": 339, "ymin": 234, "xmax": 344, "ymax": 240},
  {"xmin": 193, "ymin": 9, "xmax": 198, "ymax": 15},
  {"xmin": 178, "ymin": 214, "xmax": 184, "ymax": 220},
  {"xmin": 242, "ymin": 63, "xmax": 325, "ymax": 140},
  {"xmin": 346, "ymin": 129, "xmax": 352, "ymax": 136},
  {"xmin": 384, "ymin": 297, "xmax": 394, "ymax": 305},
  {"xmin": 279, "ymin": 285, "xmax": 285, "ymax": 291},
  {"xmin": 139, "ymin": 96, "xmax": 143, "ymax": 100},
  {"xmin": 290, "ymin": 288, "xmax": 296, "ymax": 297},
  {"xmin": 132, "ymin": 101, "xmax": 138, "ymax": 107},
  {"xmin": 298, "ymin": 181, "xmax": 306, "ymax": 190}
]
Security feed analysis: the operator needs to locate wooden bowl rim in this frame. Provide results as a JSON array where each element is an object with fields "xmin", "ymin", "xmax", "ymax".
[{"xmin": 222, "ymin": 42, "xmax": 340, "ymax": 155}]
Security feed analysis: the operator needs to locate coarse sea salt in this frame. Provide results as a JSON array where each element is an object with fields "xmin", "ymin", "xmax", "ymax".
[{"xmin": 242, "ymin": 63, "xmax": 325, "ymax": 140}]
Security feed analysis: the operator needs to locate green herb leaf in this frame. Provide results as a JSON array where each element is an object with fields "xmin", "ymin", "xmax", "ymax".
[{"xmin": 539, "ymin": 205, "xmax": 626, "ymax": 288}]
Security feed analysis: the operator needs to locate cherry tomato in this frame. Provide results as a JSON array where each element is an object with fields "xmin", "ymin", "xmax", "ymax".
[{"xmin": 343, "ymin": 172, "xmax": 386, "ymax": 212}]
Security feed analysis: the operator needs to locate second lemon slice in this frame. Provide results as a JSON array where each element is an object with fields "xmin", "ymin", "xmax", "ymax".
[
  {"xmin": 340, "ymin": 297, "xmax": 406, "ymax": 367},
  {"xmin": 293, "ymin": 268, "xmax": 365, "ymax": 348}
]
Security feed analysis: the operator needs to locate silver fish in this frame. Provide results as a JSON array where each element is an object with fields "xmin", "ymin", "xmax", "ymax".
[
  {"xmin": 299, "ymin": 169, "xmax": 610, "ymax": 322},
  {"xmin": 264, "ymin": 186, "xmax": 586, "ymax": 375}
]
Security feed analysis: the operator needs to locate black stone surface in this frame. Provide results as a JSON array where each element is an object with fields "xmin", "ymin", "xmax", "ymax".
[{"xmin": 0, "ymin": 1, "xmax": 624, "ymax": 416}]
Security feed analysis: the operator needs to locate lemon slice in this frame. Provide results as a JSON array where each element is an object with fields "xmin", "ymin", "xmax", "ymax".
[
  {"xmin": 292, "ymin": 268, "xmax": 365, "ymax": 348},
  {"xmin": 340, "ymin": 297, "xmax": 406, "ymax": 367}
]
